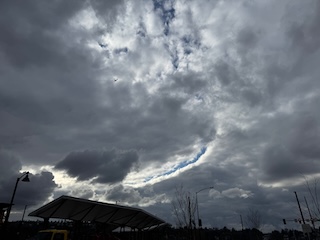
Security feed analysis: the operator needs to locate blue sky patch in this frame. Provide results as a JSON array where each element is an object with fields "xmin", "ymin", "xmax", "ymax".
[
  {"xmin": 153, "ymin": 0, "xmax": 176, "ymax": 35},
  {"xmin": 144, "ymin": 146, "xmax": 207, "ymax": 182}
]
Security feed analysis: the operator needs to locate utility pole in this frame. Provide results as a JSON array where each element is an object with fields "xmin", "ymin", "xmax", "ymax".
[
  {"xmin": 21, "ymin": 205, "xmax": 27, "ymax": 222},
  {"xmin": 196, "ymin": 186, "xmax": 214, "ymax": 228},
  {"xmin": 294, "ymin": 191, "xmax": 305, "ymax": 224},
  {"xmin": 240, "ymin": 214, "xmax": 244, "ymax": 230},
  {"xmin": 188, "ymin": 195, "xmax": 192, "ymax": 229},
  {"xmin": 304, "ymin": 196, "xmax": 315, "ymax": 229},
  {"xmin": 294, "ymin": 192, "xmax": 311, "ymax": 240}
]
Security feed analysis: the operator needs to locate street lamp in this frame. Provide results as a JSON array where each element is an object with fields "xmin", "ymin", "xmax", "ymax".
[
  {"xmin": 196, "ymin": 186, "xmax": 214, "ymax": 228},
  {"xmin": 4, "ymin": 172, "xmax": 30, "ymax": 224}
]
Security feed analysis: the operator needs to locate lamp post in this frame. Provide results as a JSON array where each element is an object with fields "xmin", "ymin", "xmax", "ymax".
[
  {"xmin": 4, "ymin": 172, "xmax": 30, "ymax": 224},
  {"xmin": 196, "ymin": 186, "xmax": 214, "ymax": 228}
]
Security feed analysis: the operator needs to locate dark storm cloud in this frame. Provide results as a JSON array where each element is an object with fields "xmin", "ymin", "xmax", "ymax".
[
  {"xmin": 90, "ymin": 0, "xmax": 125, "ymax": 27},
  {"xmin": 240, "ymin": 88, "xmax": 262, "ymax": 107},
  {"xmin": 259, "ymin": 101, "xmax": 320, "ymax": 183},
  {"xmin": 0, "ymin": 0, "xmax": 218, "ymax": 174},
  {"xmin": 0, "ymin": 1, "xmax": 86, "ymax": 68},
  {"xmin": 55, "ymin": 149, "xmax": 139, "ymax": 183},
  {"xmin": 0, "ymin": 0, "xmax": 138, "ymax": 166},
  {"xmin": 0, "ymin": 0, "xmax": 216, "ymax": 168},
  {"xmin": 285, "ymin": 1, "xmax": 320, "ymax": 55},
  {"xmin": 214, "ymin": 60, "xmax": 239, "ymax": 86},
  {"xmin": 74, "ymin": 82, "xmax": 216, "ymax": 164},
  {"xmin": 0, "ymin": 65, "xmax": 215, "ymax": 166},
  {"xmin": 237, "ymin": 27, "xmax": 258, "ymax": 49},
  {"xmin": 1, "ymin": 0, "xmax": 320, "ymax": 230},
  {"xmin": 0, "ymin": 0, "xmax": 127, "ymax": 69},
  {"xmin": 0, "ymin": 151, "xmax": 22, "ymax": 181},
  {"xmin": 0, "ymin": 151, "xmax": 57, "ymax": 210},
  {"xmin": 13, "ymin": 172, "xmax": 57, "ymax": 207}
]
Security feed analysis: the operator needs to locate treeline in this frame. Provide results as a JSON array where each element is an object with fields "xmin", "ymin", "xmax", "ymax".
[
  {"xmin": 0, "ymin": 220, "xmax": 314, "ymax": 240},
  {"xmin": 159, "ymin": 226, "xmax": 310, "ymax": 240}
]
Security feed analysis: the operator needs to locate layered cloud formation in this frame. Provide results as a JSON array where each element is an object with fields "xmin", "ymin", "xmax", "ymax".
[{"xmin": 1, "ymin": 0, "xmax": 320, "ymax": 231}]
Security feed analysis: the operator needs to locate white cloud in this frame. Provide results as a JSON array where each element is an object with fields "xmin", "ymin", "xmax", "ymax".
[{"xmin": 222, "ymin": 188, "xmax": 254, "ymax": 199}]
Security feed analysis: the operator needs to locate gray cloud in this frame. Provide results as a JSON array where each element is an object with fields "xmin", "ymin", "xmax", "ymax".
[
  {"xmin": 55, "ymin": 149, "xmax": 139, "ymax": 183},
  {"xmin": 1, "ymin": 0, "xmax": 320, "ymax": 231},
  {"xmin": 106, "ymin": 184, "xmax": 142, "ymax": 204},
  {"xmin": 0, "ymin": 151, "xmax": 57, "ymax": 211},
  {"xmin": 0, "ymin": 1, "xmax": 88, "ymax": 68},
  {"xmin": 0, "ymin": 151, "xmax": 23, "ymax": 182}
]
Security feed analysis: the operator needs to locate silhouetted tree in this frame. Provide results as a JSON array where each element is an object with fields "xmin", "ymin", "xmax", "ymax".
[
  {"xmin": 269, "ymin": 230, "xmax": 282, "ymax": 240},
  {"xmin": 304, "ymin": 177, "xmax": 320, "ymax": 219},
  {"xmin": 245, "ymin": 208, "xmax": 262, "ymax": 229},
  {"xmin": 171, "ymin": 185, "xmax": 197, "ymax": 229}
]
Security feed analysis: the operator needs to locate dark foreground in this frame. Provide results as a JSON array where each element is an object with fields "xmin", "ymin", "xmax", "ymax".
[{"xmin": 0, "ymin": 221, "xmax": 317, "ymax": 240}]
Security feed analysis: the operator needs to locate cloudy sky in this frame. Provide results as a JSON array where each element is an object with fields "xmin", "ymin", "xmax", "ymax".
[{"xmin": 1, "ymin": 0, "xmax": 320, "ymax": 232}]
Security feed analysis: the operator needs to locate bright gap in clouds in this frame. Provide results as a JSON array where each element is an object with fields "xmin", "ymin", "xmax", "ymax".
[{"xmin": 144, "ymin": 146, "xmax": 207, "ymax": 183}]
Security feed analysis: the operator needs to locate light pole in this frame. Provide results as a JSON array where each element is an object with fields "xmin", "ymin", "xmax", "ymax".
[
  {"xmin": 21, "ymin": 205, "xmax": 27, "ymax": 222},
  {"xmin": 196, "ymin": 186, "xmax": 214, "ymax": 228},
  {"xmin": 4, "ymin": 172, "xmax": 30, "ymax": 224}
]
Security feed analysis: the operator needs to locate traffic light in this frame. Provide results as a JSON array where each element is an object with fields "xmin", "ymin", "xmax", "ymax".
[{"xmin": 283, "ymin": 219, "xmax": 286, "ymax": 224}]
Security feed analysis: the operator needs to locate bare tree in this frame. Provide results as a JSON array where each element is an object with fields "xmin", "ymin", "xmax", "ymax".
[
  {"xmin": 171, "ymin": 185, "xmax": 197, "ymax": 229},
  {"xmin": 245, "ymin": 208, "xmax": 262, "ymax": 229},
  {"xmin": 304, "ymin": 177, "xmax": 320, "ymax": 219}
]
